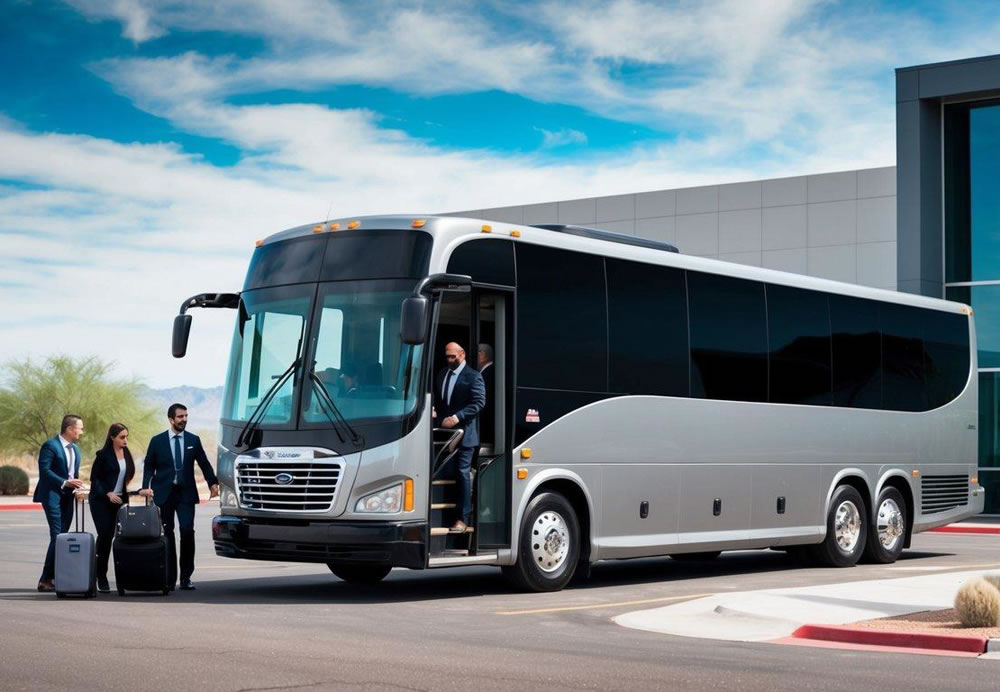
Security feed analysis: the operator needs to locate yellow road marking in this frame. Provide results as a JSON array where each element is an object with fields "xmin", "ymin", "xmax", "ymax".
[{"xmin": 495, "ymin": 592, "xmax": 713, "ymax": 616}]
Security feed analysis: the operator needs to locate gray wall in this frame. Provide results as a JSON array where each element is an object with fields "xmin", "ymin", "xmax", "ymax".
[{"xmin": 449, "ymin": 166, "xmax": 897, "ymax": 291}]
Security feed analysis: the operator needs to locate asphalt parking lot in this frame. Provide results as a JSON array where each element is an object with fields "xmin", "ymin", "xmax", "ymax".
[{"xmin": 2, "ymin": 508, "xmax": 999, "ymax": 691}]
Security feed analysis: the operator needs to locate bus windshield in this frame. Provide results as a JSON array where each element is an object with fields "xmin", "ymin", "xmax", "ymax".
[
  {"xmin": 303, "ymin": 279, "xmax": 424, "ymax": 425},
  {"xmin": 222, "ymin": 279, "xmax": 425, "ymax": 426}
]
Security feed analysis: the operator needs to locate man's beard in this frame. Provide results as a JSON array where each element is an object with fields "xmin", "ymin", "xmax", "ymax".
[{"xmin": 173, "ymin": 420, "xmax": 187, "ymax": 432}]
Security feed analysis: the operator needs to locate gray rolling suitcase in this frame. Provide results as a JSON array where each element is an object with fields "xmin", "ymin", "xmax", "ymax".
[{"xmin": 55, "ymin": 496, "xmax": 97, "ymax": 598}]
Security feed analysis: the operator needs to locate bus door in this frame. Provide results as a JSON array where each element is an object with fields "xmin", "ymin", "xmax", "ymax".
[{"xmin": 473, "ymin": 290, "xmax": 513, "ymax": 551}]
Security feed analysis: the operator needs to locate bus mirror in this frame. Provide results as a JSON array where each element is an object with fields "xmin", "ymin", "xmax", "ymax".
[
  {"xmin": 172, "ymin": 314, "xmax": 193, "ymax": 358},
  {"xmin": 400, "ymin": 296, "xmax": 429, "ymax": 344}
]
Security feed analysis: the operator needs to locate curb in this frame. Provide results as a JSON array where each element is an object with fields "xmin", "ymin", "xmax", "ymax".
[
  {"xmin": 0, "ymin": 503, "xmax": 40, "ymax": 511},
  {"xmin": 789, "ymin": 623, "xmax": 988, "ymax": 655},
  {"xmin": 928, "ymin": 526, "xmax": 1000, "ymax": 535}
]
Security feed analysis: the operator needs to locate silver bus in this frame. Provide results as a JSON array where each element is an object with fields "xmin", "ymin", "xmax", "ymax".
[{"xmin": 172, "ymin": 215, "xmax": 985, "ymax": 591}]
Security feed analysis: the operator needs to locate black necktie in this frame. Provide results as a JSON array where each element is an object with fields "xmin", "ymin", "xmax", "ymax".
[
  {"xmin": 443, "ymin": 370, "xmax": 454, "ymax": 405},
  {"xmin": 173, "ymin": 435, "xmax": 183, "ymax": 486}
]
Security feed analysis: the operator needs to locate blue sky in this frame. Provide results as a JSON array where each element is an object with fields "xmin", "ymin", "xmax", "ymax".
[{"xmin": 1, "ymin": 0, "xmax": 999, "ymax": 387}]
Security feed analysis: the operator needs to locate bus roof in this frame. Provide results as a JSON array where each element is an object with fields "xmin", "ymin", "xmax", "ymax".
[{"xmin": 259, "ymin": 215, "xmax": 970, "ymax": 316}]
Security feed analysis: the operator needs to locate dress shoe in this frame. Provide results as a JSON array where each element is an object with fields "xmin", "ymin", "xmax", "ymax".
[
  {"xmin": 97, "ymin": 578, "xmax": 111, "ymax": 593},
  {"xmin": 179, "ymin": 579, "xmax": 196, "ymax": 590},
  {"xmin": 37, "ymin": 580, "xmax": 55, "ymax": 593},
  {"xmin": 449, "ymin": 520, "xmax": 468, "ymax": 532}
]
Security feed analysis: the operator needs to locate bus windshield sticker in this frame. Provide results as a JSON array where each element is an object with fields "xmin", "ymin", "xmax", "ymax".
[{"xmin": 525, "ymin": 408, "xmax": 540, "ymax": 423}]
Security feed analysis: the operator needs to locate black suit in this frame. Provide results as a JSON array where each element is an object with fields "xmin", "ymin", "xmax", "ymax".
[
  {"xmin": 89, "ymin": 446, "xmax": 135, "ymax": 583},
  {"xmin": 142, "ymin": 430, "xmax": 218, "ymax": 585},
  {"xmin": 433, "ymin": 363, "xmax": 485, "ymax": 523}
]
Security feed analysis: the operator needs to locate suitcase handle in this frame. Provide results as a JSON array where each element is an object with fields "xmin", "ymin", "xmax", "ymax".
[
  {"xmin": 125, "ymin": 490, "xmax": 153, "ymax": 506},
  {"xmin": 74, "ymin": 493, "xmax": 87, "ymax": 532}
]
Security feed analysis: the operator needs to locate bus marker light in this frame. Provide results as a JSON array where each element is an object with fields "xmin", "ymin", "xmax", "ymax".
[
  {"xmin": 348, "ymin": 220, "xmax": 361, "ymax": 229},
  {"xmin": 510, "ymin": 229, "xmax": 521, "ymax": 237},
  {"xmin": 912, "ymin": 469, "xmax": 920, "ymax": 477},
  {"xmin": 312, "ymin": 224, "xmax": 324, "ymax": 233},
  {"xmin": 971, "ymin": 476, "xmax": 978, "ymax": 485},
  {"xmin": 411, "ymin": 219, "xmax": 426, "ymax": 228},
  {"xmin": 481, "ymin": 225, "xmax": 492, "ymax": 233},
  {"xmin": 517, "ymin": 468, "xmax": 528, "ymax": 480},
  {"xmin": 255, "ymin": 239, "xmax": 264, "ymax": 247},
  {"xmin": 329, "ymin": 222, "xmax": 340, "ymax": 231},
  {"xmin": 520, "ymin": 448, "xmax": 532, "ymax": 459},
  {"xmin": 404, "ymin": 478, "xmax": 414, "ymax": 511}
]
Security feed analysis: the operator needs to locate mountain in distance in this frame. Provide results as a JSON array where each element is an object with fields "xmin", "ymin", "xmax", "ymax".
[{"xmin": 139, "ymin": 384, "xmax": 223, "ymax": 432}]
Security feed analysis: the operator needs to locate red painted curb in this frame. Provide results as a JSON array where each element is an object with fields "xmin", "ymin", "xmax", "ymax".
[
  {"xmin": 929, "ymin": 526, "xmax": 1000, "ymax": 535},
  {"xmin": 0, "ymin": 504, "xmax": 40, "ymax": 511},
  {"xmin": 791, "ymin": 624, "xmax": 987, "ymax": 654}
]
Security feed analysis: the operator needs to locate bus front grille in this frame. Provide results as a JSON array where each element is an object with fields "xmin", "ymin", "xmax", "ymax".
[
  {"xmin": 235, "ymin": 460, "xmax": 342, "ymax": 513},
  {"xmin": 920, "ymin": 475, "xmax": 969, "ymax": 515}
]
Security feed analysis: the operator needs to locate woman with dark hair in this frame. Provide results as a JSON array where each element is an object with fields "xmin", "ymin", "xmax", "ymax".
[{"xmin": 89, "ymin": 423, "xmax": 135, "ymax": 593}]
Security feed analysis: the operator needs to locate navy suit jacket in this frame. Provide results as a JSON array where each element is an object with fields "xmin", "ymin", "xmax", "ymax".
[
  {"xmin": 434, "ymin": 365, "xmax": 486, "ymax": 448},
  {"xmin": 33, "ymin": 436, "xmax": 81, "ymax": 504},
  {"xmin": 141, "ymin": 430, "xmax": 218, "ymax": 506}
]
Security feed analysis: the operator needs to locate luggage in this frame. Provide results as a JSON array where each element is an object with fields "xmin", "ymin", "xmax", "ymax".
[
  {"xmin": 116, "ymin": 495, "xmax": 163, "ymax": 539},
  {"xmin": 113, "ymin": 492, "xmax": 170, "ymax": 596},
  {"xmin": 54, "ymin": 496, "xmax": 96, "ymax": 598},
  {"xmin": 113, "ymin": 535, "xmax": 170, "ymax": 596}
]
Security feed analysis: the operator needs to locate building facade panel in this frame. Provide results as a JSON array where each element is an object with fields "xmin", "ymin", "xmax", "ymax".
[
  {"xmin": 857, "ymin": 196, "xmax": 897, "ymax": 244},
  {"xmin": 719, "ymin": 180, "xmax": 762, "ymax": 211},
  {"xmin": 807, "ymin": 200, "xmax": 857, "ymax": 247},
  {"xmin": 595, "ymin": 194, "xmax": 635, "ymax": 222},
  {"xmin": 807, "ymin": 170, "xmax": 857, "ymax": 204},
  {"xmin": 676, "ymin": 185, "xmax": 719, "ymax": 215},
  {"xmin": 718, "ymin": 209, "xmax": 762, "ymax": 253}
]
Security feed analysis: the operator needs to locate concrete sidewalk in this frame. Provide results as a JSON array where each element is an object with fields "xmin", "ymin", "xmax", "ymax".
[{"xmin": 614, "ymin": 569, "xmax": 999, "ymax": 650}]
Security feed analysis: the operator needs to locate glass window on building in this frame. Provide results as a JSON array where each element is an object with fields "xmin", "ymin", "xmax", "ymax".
[{"xmin": 944, "ymin": 99, "xmax": 1000, "ymax": 514}]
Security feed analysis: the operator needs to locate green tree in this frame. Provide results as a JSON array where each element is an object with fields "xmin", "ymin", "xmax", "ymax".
[{"xmin": 0, "ymin": 356, "xmax": 159, "ymax": 466}]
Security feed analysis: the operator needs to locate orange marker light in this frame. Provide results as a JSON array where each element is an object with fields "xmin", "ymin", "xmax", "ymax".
[
  {"xmin": 404, "ymin": 478, "xmax": 414, "ymax": 512},
  {"xmin": 520, "ymin": 448, "xmax": 532, "ymax": 459},
  {"xmin": 411, "ymin": 219, "xmax": 426, "ymax": 228},
  {"xmin": 510, "ymin": 229, "xmax": 521, "ymax": 238},
  {"xmin": 911, "ymin": 469, "xmax": 920, "ymax": 478},
  {"xmin": 255, "ymin": 239, "xmax": 264, "ymax": 247},
  {"xmin": 348, "ymin": 220, "xmax": 361, "ymax": 230},
  {"xmin": 481, "ymin": 224, "xmax": 492, "ymax": 233},
  {"xmin": 516, "ymin": 468, "xmax": 528, "ymax": 480},
  {"xmin": 329, "ymin": 222, "xmax": 340, "ymax": 231},
  {"xmin": 971, "ymin": 476, "xmax": 979, "ymax": 485},
  {"xmin": 312, "ymin": 224, "xmax": 324, "ymax": 233}
]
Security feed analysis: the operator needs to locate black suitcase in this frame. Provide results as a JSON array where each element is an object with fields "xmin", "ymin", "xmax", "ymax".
[
  {"xmin": 113, "ymin": 494, "xmax": 169, "ymax": 596},
  {"xmin": 113, "ymin": 535, "xmax": 170, "ymax": 596}
]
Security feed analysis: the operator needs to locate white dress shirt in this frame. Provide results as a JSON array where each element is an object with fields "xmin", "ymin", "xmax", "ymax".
[
  {"xmin": 442, "ymin": 361, "xmax": 466, "ymax": 406},
  {"xmin": 58, "ymin": 435, "xmax": 76, "ymax": 480},
  {"xmin": 113, "ymin": 455, "xmax": 127, "ymax": 494}
]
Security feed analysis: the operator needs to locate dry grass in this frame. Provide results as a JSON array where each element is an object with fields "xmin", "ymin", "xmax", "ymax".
[{"xmin": 852, "ymin": 608, "xmax": 1000, "ymax": 638}]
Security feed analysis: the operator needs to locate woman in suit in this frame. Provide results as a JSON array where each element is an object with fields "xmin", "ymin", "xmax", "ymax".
[{"xmin": 89, "ymin": 423, "xmax": 135, "ymax": 593}]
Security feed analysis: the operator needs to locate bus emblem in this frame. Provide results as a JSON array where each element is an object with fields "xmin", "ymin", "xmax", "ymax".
[
  {"xmin": 275, "ymin": 473, "xmax": 294, "ymax": 485},
  {"xmin": 525, "ymin": 408, "xmax": 540, "ymax": 423}
]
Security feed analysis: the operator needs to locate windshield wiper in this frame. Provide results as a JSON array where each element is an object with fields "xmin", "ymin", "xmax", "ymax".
[
  {"xmin": 236, "ymin": 358, "xmax": 300, "ymax": 448},
  {"xmin": 308, "ymin": 371, "xmax": 364, "ymax": 448}
]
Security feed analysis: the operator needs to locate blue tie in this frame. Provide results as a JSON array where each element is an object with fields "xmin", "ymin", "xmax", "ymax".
[{"xmin": 173, "ymin": 435, "xmax": 183, "ymax": 486}]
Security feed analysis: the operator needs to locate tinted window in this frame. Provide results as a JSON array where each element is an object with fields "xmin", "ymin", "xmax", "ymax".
[
  {"xmin": 688, "ymin": 272, "xmax": 767, "ymax": 402},
  {"xmin": 829, "ymin": 295, "xmax": 882, "ymax": 409},
  {"xmin": 516, "ymin": 244, "xmax": 607, "ymax": 392},
  {"xmin": 880, "ymin": 303, "xmax": 927, "ymax": 412},
  {"xmin": 606, "ymin": 259, "xmax": 688, "ymax": 396},
  {"xmin": 924, "ymin": 311, "xmax": 971, "ymax": 408},
  {"xmin": 767, "ymin": 285, "xmax": 832, "ymax": 404},
  {"xmin": 447, "ymin": 239, "xmax": 515, "ymax": 286},
  {"xmin": 321, "ymin": 230, "xmax": 432, "ymax": 281},
  {"xmin": 244, "ymin": 237, "xmax": 324, "ymax": 289}
]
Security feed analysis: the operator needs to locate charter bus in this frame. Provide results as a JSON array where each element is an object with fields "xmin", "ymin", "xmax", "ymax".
[{"xmin": 171, "ymin": 215, "xmax": 985, "ymax": 591}]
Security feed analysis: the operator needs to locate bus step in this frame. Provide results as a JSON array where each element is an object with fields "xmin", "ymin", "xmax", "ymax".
[
  {"xmin": 431, "ymin": 503, "xmax": 456, "ymax": 510},
  {"xmin": 430, "ymin": 526, "xmax": 474, "ymax": 536},
  {"xmin": 432, "ymin": 479, "xmax": 456, "ymax": 486},
  {"xmin": 428, "ymin": 552, "xmax": 498, "ymax": 568}
]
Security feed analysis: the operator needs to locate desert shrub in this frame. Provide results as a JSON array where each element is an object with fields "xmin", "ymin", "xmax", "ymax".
[
  {"xmin": 0, "ymin": 465, "xmax": 29, "ymax": 495},
  {"xmin": 954, "ymin": 577, "xmax": 1000, "ymax": 627},
  {"xmin": 983, "ymin": 574, "xmax": 1000, "ymax": 593}
]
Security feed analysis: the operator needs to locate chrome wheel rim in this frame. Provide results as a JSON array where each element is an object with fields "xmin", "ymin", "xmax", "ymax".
[
  {"xmin": 834, "ymin": 500, "xmax": 861, "ymax": 553},
  {"xmin": 877, "ymin": 498, "xmax": 904, "ymax": 552},
  {"xmin": 531, "ymin": 511, "xmax": 569, "ymax": 573}
]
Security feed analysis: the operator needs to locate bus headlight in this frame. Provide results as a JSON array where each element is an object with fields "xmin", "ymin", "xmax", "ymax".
[
  {"xmin": 221, "ymin": 487, "xmax": 239, "ymax": 508},
  {"xmin": 355, "ymin": 484, "xmax": 402, "ymax": 513}
]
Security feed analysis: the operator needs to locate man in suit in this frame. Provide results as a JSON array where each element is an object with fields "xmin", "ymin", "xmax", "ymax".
[
  {"xmin": 35, "ymin": 414, "xmax": 86, "ymax": 592},
  {"xmin": 433, "ymin": 342, "xmax": 485, "ymax": 531},
  {"xmin": 476, "ymin": 343, "xmax": 495, "ymax": 446},
  {"xmin": 139, "ymin": 403, "xmax": 219, "ymax": 590}
]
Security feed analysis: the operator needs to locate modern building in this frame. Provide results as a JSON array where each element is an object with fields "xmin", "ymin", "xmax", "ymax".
[{"xmin": 448, "ymin": 54, "xmax": 1000, "ymax": 514}]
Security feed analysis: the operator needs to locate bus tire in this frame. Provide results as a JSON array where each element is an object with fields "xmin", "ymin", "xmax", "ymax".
[
  {"xmin": 502, "ymin": 492, "xmax": 580, "ymax": 592},
  {"xmin": 328, "ymin": 564, "xmax": 392, "ymax": 585},
  {"xmin": 862, "ymin": 487, "xmax": 907, "ymax": 564},
  {"xmin": 669, "ymin": 551, "xmax": 722, "ymax": 561},
  {"xmin": 811, "ymin": 485, "xmax": 867, "ymax": 567}
]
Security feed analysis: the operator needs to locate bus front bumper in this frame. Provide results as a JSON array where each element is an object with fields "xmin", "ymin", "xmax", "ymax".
[{"xmin": 212, "ymin": 515, "xmax": 427, "ymax": 569}]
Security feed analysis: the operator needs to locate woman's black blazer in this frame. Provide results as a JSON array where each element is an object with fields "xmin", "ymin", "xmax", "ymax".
[{"xmin": 89, "ymin": 446, "xmax": 135, "ymax": 503}]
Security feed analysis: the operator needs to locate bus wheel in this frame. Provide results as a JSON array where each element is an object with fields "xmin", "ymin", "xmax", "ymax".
[
  {"xmin": 328, "ymin": 564, "xmax": 392, "ymax": 585},
  {"xmin": 862, "ymin": 487, "xmax": 907, "ymax": 564},
  {"xmin": 811, "ymin": 485, "xmax": 867, "ymax": 567},
  {"xmin": 669, "ymin": 551, "xmax": 722, "ymax": 561},
  {"xmin": 502, "ymin": 492, "xmax": 580, "ymax": 592}
]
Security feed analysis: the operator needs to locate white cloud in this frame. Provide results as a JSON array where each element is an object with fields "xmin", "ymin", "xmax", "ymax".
[{"xmin": 536, "ymin": 127, "xmax": 588, "ymax": 149}]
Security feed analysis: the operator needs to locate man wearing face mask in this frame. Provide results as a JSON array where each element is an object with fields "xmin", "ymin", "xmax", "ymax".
[{"xmin": 433, "ymin": 342, "xmax": 485, "ymax": 532}]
